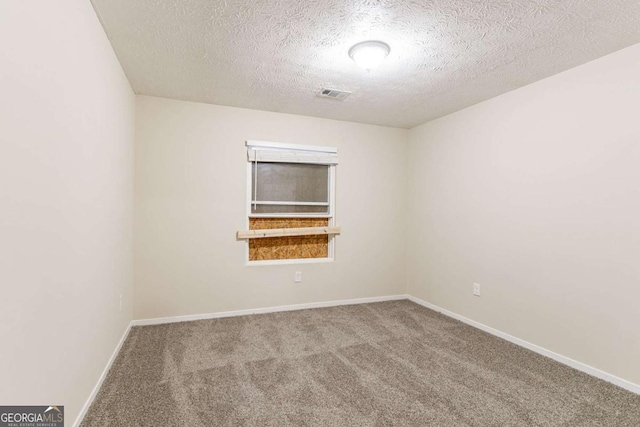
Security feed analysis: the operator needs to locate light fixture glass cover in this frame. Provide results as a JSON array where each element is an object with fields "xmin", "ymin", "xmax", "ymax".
[{"xmin": 348, "ymin": 40, "xmax": 390, "ymax": 71}]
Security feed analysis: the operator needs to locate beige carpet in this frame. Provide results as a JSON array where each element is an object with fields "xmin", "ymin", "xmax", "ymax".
[{"xmin": 81, "ymin": 300, "xmax": 640, "ymax": 426}]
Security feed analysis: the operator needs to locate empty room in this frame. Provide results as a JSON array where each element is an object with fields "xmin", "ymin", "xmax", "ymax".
[{"xmin": 2, "ymin": 0, "xmax": 640, "ymax": 426}]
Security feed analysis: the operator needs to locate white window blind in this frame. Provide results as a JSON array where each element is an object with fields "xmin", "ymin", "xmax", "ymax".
[
  {"xmin": 246, "ymin": 140, "xmax": 337, "ymax": 217},
  {"xmin": 246, "ymin": 140, "xmax": 338, "ymax": 165}
]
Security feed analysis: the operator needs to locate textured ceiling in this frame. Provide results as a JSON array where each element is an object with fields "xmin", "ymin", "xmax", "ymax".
[{"xmin": 92, "ymin": 0, "xmax": 640, "ymax": 128}]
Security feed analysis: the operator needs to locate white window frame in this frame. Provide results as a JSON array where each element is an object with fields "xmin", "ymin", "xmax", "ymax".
[{"xmin": 245, "ymin": 140, "xmax": 337, "ymax": 265}]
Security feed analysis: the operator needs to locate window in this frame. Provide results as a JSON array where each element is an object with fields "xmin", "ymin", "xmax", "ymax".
[
  {"xmin": 251, "ymin": 162, "xmax": 330, "ymax": 215},
  {"xmin": 243, "ymin": 140, "xmax": 338, "ymax": 263}
]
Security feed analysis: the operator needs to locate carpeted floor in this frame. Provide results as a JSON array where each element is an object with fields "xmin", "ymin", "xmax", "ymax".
[{"xmin": 81, "ymin": 300, "xmax": 640, "ymax": 426}]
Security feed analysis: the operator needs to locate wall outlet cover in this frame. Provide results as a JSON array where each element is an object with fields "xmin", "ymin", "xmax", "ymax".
[{"xmin": 473, "ymin": 283, "xmax": 481, "ymax": 296}]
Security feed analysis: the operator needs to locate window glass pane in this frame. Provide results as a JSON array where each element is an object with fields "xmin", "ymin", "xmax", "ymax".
[
  {"xmin": 252, "ymin": 163, "xmax": 328, "ymax": 203},
  {"xmin": 251, "ymin": 204, "xmax": 329, "ymax": 214}
]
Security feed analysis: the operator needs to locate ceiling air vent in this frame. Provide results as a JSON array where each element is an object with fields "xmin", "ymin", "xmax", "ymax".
[{"xmin": 318, "ymin": 88, "xmax": 352, "ymax": 100}]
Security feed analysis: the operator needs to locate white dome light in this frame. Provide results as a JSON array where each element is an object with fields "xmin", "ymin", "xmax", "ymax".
[{"xmin": 348, "ymin": 41, "xmax": 391, "ymax": 71}]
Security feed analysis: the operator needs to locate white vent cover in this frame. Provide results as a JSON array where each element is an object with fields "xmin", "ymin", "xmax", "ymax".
[{"xmin": 318, "ymin": 88, "xmax": 351, "ymax": 100}]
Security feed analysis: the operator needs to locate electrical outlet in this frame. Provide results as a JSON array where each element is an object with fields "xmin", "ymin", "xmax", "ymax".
[
  {"xmin": 294, "ymin": 271, "xmax": 302, "ymax": 283},
  {"xmin": 119, "ymin": 294, "xmax": 123, "ymax": 311},
  {"xmin": 473, "ymin": 283, "xmax": 481, "ymax": 297}
]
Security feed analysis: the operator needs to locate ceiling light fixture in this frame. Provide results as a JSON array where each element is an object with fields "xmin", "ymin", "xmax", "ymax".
[{"xmin": 348, "ymin": 40, "xmax": 390, "ymax": 71}]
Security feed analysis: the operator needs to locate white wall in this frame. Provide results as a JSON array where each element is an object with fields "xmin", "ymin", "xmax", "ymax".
[
  {"xmin": 0, "ymin": 1, "xmax": 134, "ymax": 423},
  {"xmin": 134, "ymin": 96, "xmax": 408, "ymax": 319},
  {"xmin": 407, "ymin": 43, "xmax": 640, "ymax": 386}
]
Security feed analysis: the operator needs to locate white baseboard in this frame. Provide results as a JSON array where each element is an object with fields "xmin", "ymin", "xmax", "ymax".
[
  {"xmin": 407, "ymin": 295, "xmax": 640, "ymax": 396},
  {"xmin": 73, "ymin": 321, "xmax": 133, "ymax": 427},
  {"xmin": 131, "ymin": 294, "xmax": 409, "ymax": 327}
]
